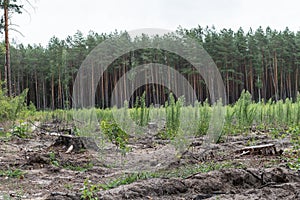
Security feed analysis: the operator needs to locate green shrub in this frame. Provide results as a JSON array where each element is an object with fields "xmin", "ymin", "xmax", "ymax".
[
  {"xmin": 132, "ymin": 92, "xmax": 150, "ymax": 127},
  {"xmin": 0, "ymin": 87, "xmax": 30, "ymax": 122},
  {"xmin": 12, "ymin": 121, "xmax": 30, "ymax": 138},
  {"xmin": 100, "ymin": 120, "xmax": 130, "ymax": 156},
  {"xmin": 234, "ymin": 90, "xmax": 256, "ymax": 129},
  {"xmin": 165, "ymin": 94, "xmax": 183, "ymax": 137},
  {"xmin": 0, "ymin": 169, "xmax": 25, "ymax": 179},
  {"xmin": 197, "ymin": 99, "xmax": 210, "ymax": 135},
  {"xmin": 81, "ymin": 178, "xmax": 99, "ymax": 200}
]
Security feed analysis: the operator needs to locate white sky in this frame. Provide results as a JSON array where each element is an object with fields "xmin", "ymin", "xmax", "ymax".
[{"xmin": 5, "ymin": 0, "xmax": 300, "ymax": 46}]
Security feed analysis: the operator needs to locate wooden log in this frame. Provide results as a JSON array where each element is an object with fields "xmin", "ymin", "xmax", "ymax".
[{"xmin": 235, "ymin": 143, "xmax": 278, "ymax": 156}]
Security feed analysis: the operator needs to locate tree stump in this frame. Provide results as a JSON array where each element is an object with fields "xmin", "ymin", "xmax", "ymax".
[{"xmin": 53, "ymin": 134, "xmax": 99, "ymax": 153}]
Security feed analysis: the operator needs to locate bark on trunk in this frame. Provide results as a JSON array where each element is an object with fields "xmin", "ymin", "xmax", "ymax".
[{"xmin": 4, "ymin": 0, "xmax": 12, "ymax": 96}]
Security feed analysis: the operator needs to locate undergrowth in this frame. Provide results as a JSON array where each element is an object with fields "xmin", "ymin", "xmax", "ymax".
[{"xmin": 0, "ymin": 169, "xmax": 25, "ymax": 179}]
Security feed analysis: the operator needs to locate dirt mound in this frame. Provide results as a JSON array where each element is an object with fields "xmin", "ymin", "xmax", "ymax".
[{"xmin": 95, "ymin": 167, "xmax": 300, "ymax": 200}]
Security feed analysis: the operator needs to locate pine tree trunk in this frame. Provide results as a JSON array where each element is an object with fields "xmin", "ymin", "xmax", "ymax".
[
  {"xmin": 51, "ymin": 74, "xmax": 55, "ymax": 110},
  {"xmin": 43, "ymin": 79, "xmax": 46, "ymax": 110},
  {"xmin": 280, "ymin": 68, "xmax": 284, "ymax": 99},
  {"xmin": 35, "ymin": 71, "xmax": 39, "ymax": 109},
  {"xmin": 123, "ymin": 58, "xmax": 127, "ymax": 102},
  {"xmin": 288, "ymin": 71, "xmax": 292, "ymax": 98},
  {"xmin": 17, "ymin": 70, "xmax": 20, "ymax": 95},
  {"xmin": 4, "ymin": 0, "xmax": 12, "ymax": 96},
  {"xmin": 249, "ymin": 59, "xmax": 254, "ymax": 99},
  {"xmin": 105, "ymin": 71, "xmax": 109, "ymax": 108},
  {"xmin": 101, "ymin": 71, "xmax": 105, "ymax": 108},
  {"xmin": 91, "ymin": 63, "xmax": 94, "ymax": 103},
  {"xmin": 157, "ymin": 65, "xmax": 161, "ymax": 104},
  {"xmin": 58, "ymin": 73, "xmax": 62, "ymax": 108},
  {"xmin": 295, "ymin": 67, "xmax": 299, "ymax": 98},
  {"xmin": 274, "ymin": 52, "xmax": 279, "ymax": 101},
  {"xmin": 13, "ymin": 71, "xmax": 16, "ymax": 95}
]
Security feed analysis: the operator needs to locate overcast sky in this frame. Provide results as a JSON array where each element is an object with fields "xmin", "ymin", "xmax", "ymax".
[{"xmin": 6, "ymin": 0, "xmax": 300, "ymax": 46}]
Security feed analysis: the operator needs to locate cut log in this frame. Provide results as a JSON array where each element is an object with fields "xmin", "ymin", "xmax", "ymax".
[{"xmin": 235, "ymin": 144, "xmax": 279, "ymax": 156}]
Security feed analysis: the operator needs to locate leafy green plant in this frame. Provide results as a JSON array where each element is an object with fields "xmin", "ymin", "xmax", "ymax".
[
  {"xmin": 0, "ymin": 169, "xmax": 25, "ymax": 179},
  {"xmin": 287, "ymin": 157, "xmax": 300, "ymax": 170},
  {"xmin": 49, "ymin": 152, "xmax": 60, "ymax": 167},
  {"xmin": 81, "ymin": 178, "xmax": 99, "ymax": 200},
  {"xmin": 287, "ymin": 125, "xmax": 300, "ymax": 150},
  {"xmin": 100, "ymin": 120, "xmax": 130, "ymax": 156},
  {"xmin": 11, "ymin": 121, "xmax": 30, "ymax": 138},
  {"xmin": 283, "ymin": 146, "xmax": 300, "ymax": 171}
]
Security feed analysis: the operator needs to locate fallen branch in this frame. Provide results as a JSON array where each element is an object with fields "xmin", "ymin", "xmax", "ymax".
[
  {"xmin": 258, "ymin": 181, "xmax": 277, "ymax": 189},
  {"xmin": 234, "ymin": 150, "xmax": 250, "ymax": 158}
]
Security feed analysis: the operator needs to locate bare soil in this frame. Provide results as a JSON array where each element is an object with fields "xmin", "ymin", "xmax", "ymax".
[{"xmin": 0, "ymin": 121, "xmax": 299, "ymax": 200}]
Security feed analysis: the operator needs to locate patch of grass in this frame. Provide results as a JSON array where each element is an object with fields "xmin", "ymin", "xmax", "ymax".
[
  {"xmin": 64, "ymin": 183, "xmax": 74, "ymax": 190},
  {"xmin": 63, "ymin": 162, "xmax": 93, "ymax": 172},
  {"xmin": 156, "ymin": 129, "xmax": 174, "ymax": 140},
  {"xmin": 268, "ymin": 127, "xmax": 285, "ymax": 139},
  {"xmin": 0, "ymin": 131, "xmax": 12, "ymax": 142},
  {"xmin": 0, "ymin": 128, "xmax": 5, "ymax": 137},
  {"xmin": 287, "ymin": 157, "xmax": 300, "ymax": 170},
  {"xmin": 49, "ymin": 152, "xmax": 94, "ymax": 172},
  {"xmin": 245, "ymin": 137, "xmax": 258, "ymax": 146},
  {"xmin": 282, "ymin": 144, "xmax": 300, "ymax": 171},
  {"xmin": 0, "ymin": 169, "xmax": 25, "ymax": 179},
  {"xmin": 99, "ymin": 172, "xmax": 157, "ymax": 190},
  {"xmin": 2, "ymin": 194, "xmax": 11, "ymax": 200},
  {"xmin": 98, "ymin": 161, "xmax": 240, "ymax": 191},
  {"xmin": 279, "ymin": 125, "xmax": 300, "ymax": 171},
  {"xmin": 287, "ymin": 125, "xmax": 300, "ymax": 150}
]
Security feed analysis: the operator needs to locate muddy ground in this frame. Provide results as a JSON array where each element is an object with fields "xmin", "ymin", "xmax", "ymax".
[{"xmin": 0, "ymin": 121, "xmax": 300, "ymax": 200}]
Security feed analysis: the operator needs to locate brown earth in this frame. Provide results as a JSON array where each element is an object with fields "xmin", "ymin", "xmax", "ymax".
[{"xmin": 0, "ymin": 121, "xmax": 299, "ymax": 200}]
